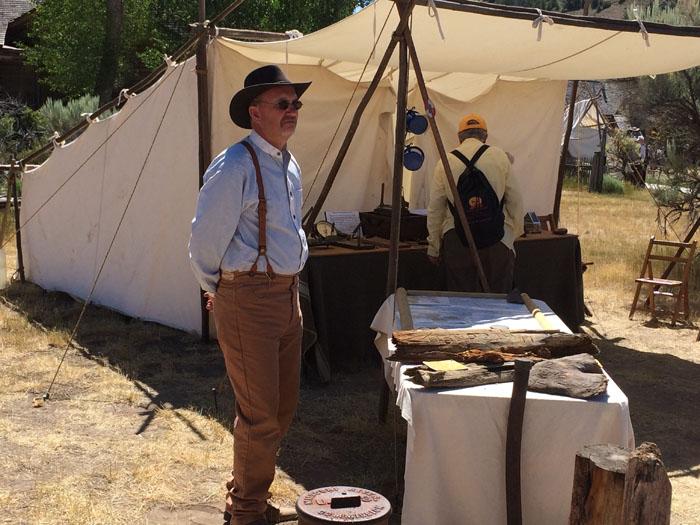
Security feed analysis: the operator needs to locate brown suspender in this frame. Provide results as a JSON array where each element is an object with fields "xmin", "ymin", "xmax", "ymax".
[{"xmin": 241, "ymin": 141, "xmax": 275, "ymax": 277}]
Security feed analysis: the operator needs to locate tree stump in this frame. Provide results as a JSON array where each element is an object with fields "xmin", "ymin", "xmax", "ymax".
[{"xmin": 569, "ymin": 443, "xmax": 671, "ymax": 525}]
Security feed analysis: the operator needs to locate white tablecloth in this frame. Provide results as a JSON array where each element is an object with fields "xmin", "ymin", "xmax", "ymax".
[{"xmin": 371, "ymin": 294, "xmax": 634, "ymax": 525}]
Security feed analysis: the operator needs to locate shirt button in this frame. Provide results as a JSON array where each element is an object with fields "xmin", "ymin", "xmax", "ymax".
[{"xmin": 293, "ymin": 215, "xmax": 296, "ymax": 219}]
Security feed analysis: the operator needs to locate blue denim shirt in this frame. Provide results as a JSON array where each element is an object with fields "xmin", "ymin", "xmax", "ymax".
[{"xmin": 189, "ymin": 131, "xmax": 308, "ymax": 293}]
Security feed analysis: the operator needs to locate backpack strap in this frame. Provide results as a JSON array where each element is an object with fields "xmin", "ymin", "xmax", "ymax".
[
  {"xmin": 451, "ymin": 144, "xmax": 490, "ymax": 170},
  {"xmin": 241, "ymin": 140, "xmax": 275, "ymax": 277}
]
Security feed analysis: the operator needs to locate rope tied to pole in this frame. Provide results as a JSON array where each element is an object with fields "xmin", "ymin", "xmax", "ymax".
[
  {"xmin": 427, "ymin": 0, "xmax": 446, "ymax": 40},
  {"xmin": 633, "ymin": 7, "xmax": 651, "ymax": 47},
  {"xmin": 51, "ymin": 132, "xmax": 63, "ymax": 149},
  {"xmin": 532, "ymin": 8, "xmax": 554, "ymax": 41},
  {"xmin": 164, "ymin": 54, "xmax": 177, "ymax": 67}
]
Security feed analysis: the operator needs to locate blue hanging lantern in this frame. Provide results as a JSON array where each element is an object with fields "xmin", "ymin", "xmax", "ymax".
[
  {"xmin": 403, "ymin": 144, "xmax": 425, "ymax": 171},
  {"xmin": 406, "ymin": 108, "xmax": 428, "ymax": 135}
]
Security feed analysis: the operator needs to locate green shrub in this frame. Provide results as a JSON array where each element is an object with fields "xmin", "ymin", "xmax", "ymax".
[
  {"xmin": 37, "ymin": 95, "xmax": 100, "ymax": 136},
  {"xmin": 602, "ymin": 174, "xmax": 625, "ymax": 194}
]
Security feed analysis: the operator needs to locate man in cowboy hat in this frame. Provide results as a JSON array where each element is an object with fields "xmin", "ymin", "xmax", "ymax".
[
  {"xmin": 426, "ymin": 113, "xmax": 523, "ymax": 292},
  {"xmin": 189, "ymin": 64, "xmax": 311, "ymax": 525}
]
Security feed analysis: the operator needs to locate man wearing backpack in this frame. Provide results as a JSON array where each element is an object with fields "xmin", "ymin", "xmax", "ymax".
[{"xmin": 426, "ymin": 113, "xmax": 524, "ymax": 292}]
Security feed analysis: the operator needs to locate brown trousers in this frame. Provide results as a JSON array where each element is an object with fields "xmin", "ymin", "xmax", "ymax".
[
  {"xmin": 441, "ymin": 229, "xmax": 515, "ymax": 293},
  {"xmin": 214, "ymin": 272, "xmax": 302, "ymax": 525}
]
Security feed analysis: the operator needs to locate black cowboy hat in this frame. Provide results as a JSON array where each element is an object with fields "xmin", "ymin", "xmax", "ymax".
[{"xmin": 229, "ymin": 65, "xmax": 311, "ymax": 129}]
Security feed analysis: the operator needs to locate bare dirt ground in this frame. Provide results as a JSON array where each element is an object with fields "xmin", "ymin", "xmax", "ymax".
[{"xmin": 1, "ymin": 187, "xmax": 698, "ymax": 524}]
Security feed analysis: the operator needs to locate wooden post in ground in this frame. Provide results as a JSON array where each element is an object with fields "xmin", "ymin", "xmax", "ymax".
[
  {"xmin": 403, "ymin": 29, "xmax": 490, "ymax": 292},
  {"xmin": 554, "ymin": 80, "xmax": 578, "ymax": 226},
  {"xmin": 10, "ymin": 164, "xmax": 25, "ymax": 282},
  {"xmin": 195, "ymin": 0, "xmax": 211, "ymax": 342},
  {"xmin": 569, "ymin": 442, "xmax": 671, "ymax": 525}
]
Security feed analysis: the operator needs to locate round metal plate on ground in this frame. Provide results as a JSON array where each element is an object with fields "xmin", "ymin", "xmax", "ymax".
[{"xmin": 296, "ymin": 486, "xmax": 392, "ymax": 524}]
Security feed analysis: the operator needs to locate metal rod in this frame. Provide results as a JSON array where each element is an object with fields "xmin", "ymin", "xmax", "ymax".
[
  {"xmin": 403, "ymin": 29, "xmax": 490, "ymax": 291},
  {"xmin": 553, "ymin": 80, "xmax": 578, "ymax": 225},
  {"xmin": 196, "ymin": 0, "xmax": 212, "ymax": 342}
]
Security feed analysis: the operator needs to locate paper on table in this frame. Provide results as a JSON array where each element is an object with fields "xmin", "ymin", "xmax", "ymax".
[
  {"xmin": 423, "ymin": 360, "xmax": 468, "ymax": 371},
  {"xmin": 325, "ymin": 210, "xmax": 361, "ymax": 235}
]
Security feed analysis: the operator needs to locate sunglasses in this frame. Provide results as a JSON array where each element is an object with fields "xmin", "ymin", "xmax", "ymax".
[{"xmin": 255, "ymin": 99, "xmax": 303, "ymax": 111}]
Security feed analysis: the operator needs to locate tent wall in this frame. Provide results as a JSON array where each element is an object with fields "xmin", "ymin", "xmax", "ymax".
[
  {"xmin": 405, "ymin": 80, "xmax": 567, "ymax": 215},
  {"xmin": 210, "ymin": 41, "xmax": 397, "ymax": 214},
  {"xmin": 22, "ymin": 58, "xmax": 202, "ymax": 333}
]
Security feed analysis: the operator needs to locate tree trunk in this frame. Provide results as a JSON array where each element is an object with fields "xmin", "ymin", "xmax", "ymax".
[
  {"xmin": 96, "ymin": 0, "xmax": 123, "ymax": 105},
  {"xmin": 570, "ymin": 443, "xmax": 671, "ymax": 525}
]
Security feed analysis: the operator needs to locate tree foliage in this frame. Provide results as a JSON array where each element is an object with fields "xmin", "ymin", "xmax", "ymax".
[
  {"xmin": 622, "ymin": 0, "xmax": 700, "ymax": 221},
  {"xmin": 23, "ymin": 0, "xmax": 370, "ymax": 99}
]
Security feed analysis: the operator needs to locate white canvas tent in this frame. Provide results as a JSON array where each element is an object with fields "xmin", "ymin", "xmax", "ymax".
[
  {"xmin": 18, "ymin": 0, "xmax": 700, "ymax": 333},
  {"xmin": 563, "ymin": 98, "xmax": 604, "ymax": 159}
]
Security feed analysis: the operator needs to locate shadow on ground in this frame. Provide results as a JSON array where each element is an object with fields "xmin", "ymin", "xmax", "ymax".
[
  {"xmin": 1, "ymin": 282, "xmax": 405, "ymax": 514},
  {"xmin": 586, "ymin": 322, "xmax": 700, "ymax": 474}
]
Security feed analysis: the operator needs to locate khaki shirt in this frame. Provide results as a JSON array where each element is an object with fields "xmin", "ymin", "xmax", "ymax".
[{"xmin": 426, "ymin": 138, "xmax": 524, "ymax": 258}]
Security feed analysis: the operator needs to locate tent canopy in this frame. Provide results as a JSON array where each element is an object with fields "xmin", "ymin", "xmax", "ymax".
[{"xmin": 19, "ymin": 0, "xmax": 700, "ymax": 334}]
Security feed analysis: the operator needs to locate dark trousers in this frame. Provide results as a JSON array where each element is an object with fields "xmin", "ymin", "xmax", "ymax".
[{"xmin": 441, "ymin": 229, "xmax": 515, "ymax": 293}]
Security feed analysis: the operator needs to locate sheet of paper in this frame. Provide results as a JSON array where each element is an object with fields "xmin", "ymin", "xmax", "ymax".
[
  {"xmin": 423, "ymin": 360, "xmax": 468, "ymax": 371},
  {"xmin": 325, "ymin": 211, "xmax": 361, "ymax": 235}
]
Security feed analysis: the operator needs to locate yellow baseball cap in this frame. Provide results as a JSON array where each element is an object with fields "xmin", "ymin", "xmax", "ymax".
[{"xmin": 459, "ymin": 113, "xmax": 487, "ymax": 133}]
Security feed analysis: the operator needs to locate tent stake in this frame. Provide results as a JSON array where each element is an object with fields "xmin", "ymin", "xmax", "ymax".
[
  {"xmin": 196, "ymin": 0, "xmax": 212, "ymax": 342},
  {"xmin": 553, "ymin": 80, "xmax": 578, "ymax": 225},
  {"xmin": 302, "ymin": 6, "xmax": 415, "ymax": 232},
  {"xmin": 403, "ymin": 30, "xmax": 490, "ymax": 292}
]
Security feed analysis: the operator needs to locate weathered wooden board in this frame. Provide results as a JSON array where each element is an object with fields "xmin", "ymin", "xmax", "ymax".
[
  {"xmin": 406, "ymin": 354, "xmax": 607, "ymax": 399},
  {"xmin": 391, "ymin": 328, "xmax": 598, "ymax": 364}
]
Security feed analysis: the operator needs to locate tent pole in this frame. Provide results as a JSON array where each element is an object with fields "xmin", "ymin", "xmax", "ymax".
[
  {"xmin": 553, "ymin": 80, "xmax": 578, "ymax": 225},
  {"xmin": 385, "ymin": 17, "xmax": 410, "ymax": 298},
  {"xmin": 404, "ymin": 30, "xmax": 490, "ymax": 292},
  {"xmin": 302, "ymin": 5, "xmax": 416, "ymax": 232},
  {"xmin": 196, "ymin": 0, "xmax": 212, "ymax": 341},
  {"xmin": 11, "ymin": 164, "xmax": 25, "ymax": 283}
]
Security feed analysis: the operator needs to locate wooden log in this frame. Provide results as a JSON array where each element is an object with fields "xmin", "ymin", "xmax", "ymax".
[
  {"xmin": 622, "ymin": 443, "xmax": 672, "ymax": 525},
  {"xmin": 570, "ymin": 443, "xmax": 672, "ymax": 525},
  {"xmin": 406, "ymin": 353, "xmax": 606, "ymax": 398},
  {"xmin": 570, "ymin": 444, "xmax": 628, "ymax": 525},
  {"xmin": 405, "ymin": 363, "xmax": 515, "ymax": 388},
  {"xmin": 390, "ymin": 328, "xmax": 598, "ymax": 363}
]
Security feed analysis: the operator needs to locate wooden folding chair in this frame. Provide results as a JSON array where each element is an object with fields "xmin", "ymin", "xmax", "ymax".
[{"xmin": 629, "ymin": 236, "xmax": 697, "ymax": 325}]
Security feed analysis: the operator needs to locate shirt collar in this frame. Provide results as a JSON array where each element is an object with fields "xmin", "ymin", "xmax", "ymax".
[{"xmin": 249, "ymin": 130, "xmax": 285, "ymax": 159}]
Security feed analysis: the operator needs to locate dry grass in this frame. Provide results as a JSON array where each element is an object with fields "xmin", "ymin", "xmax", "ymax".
[
  {"xmin": 0, "ymin": 187, "xmax": 698, "ymax": 524},
  {"xmin": 560, "ymin": 181, "xmax": 699, "ymax": 322}
]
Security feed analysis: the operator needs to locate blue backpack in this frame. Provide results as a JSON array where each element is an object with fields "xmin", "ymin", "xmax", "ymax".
[{"xmin": 447, "ymin": 144, "xmax": 505, "ymax": 249}]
